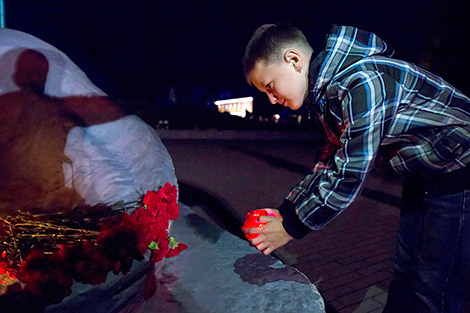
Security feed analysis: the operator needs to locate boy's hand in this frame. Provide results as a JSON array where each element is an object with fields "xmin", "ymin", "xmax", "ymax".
[{"xmin": 243, "ymin": 209, "xmax": 293, "ymax": 255}]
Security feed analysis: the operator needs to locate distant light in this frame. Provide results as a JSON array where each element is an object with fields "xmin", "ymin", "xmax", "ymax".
[
  {"xmin": 214, "ymin": 96, "xmax": 253, "ymax": 106},
  {"xmin": 273, "ymin": 114, "xmax": 280, "ymax": 120},
  {"xmin": 214, "ymin": 96, "xmax": 253, "ymax": 118}
]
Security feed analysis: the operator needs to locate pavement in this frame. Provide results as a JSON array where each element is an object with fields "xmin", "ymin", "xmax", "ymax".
[{"xmin": 158, "ymin": 131, "xmax": 466, "ymax": 313}]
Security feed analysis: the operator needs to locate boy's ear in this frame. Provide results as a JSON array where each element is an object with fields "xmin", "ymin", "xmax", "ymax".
[{"xmin": 284, "ymin": 49, "xmax": 302, "ymax": 72}]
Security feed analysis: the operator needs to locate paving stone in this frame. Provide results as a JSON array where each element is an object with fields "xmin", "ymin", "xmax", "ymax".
[
  {"xmin": 348, "ymin": 271, "xmax": 393, "ymax": 290},
  {"xmin": 356, "ymin": 260, "xmax": 392, "ymax": 276},
  {"xmin": 351, "ymin": 298, "xmax": 383, "ymax": 313},
  {"xmin": 348, "ymin": 285, "xmax": 387, "ymax": 313},
  {"xmin": 319, "ymin": 272, "xmax": 364, "ymax": 292},
  {"xmin": 373, "ymin": 291, "xmax": 388, "ymax": 305},
  {"xmin": 321, "ymin": 284, "xmax": 356, "ymax": 301},
  {"xmin": 326, "ymin": 260, "xmax": 370, "ymax": 277}
]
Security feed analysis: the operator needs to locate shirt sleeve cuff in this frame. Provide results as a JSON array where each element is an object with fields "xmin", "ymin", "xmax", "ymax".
[{"xmin": 278, "ymin": 200, "xmax": 312, "ymax": 239}]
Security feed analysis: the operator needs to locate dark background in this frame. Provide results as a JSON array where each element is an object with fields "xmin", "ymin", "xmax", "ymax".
[{"xmin": 3, "ymin": 0, "xmax": 470, "ymax": 108}]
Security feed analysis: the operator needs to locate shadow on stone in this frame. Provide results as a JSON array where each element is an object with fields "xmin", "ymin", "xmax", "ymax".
[
  {"xmin": 184, "ymin": 213, "xmax": 224, "ymax": 245},
  {"xmin": 233, "ymin": 253, "xmax": 309, "ymax": 287}
]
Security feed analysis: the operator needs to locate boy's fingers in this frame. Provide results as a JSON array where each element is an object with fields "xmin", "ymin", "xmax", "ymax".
[
  {"xmin": 255, "ymin": 242, "xmax": 268, "ymax": 251},
  {"xmin": 250, "ymin": 234, "xmax": 264, "ymax": 245},
  {"xmin": 243, "ymin": 227, "xmax": 262, "ymax": 234},
  {"xmin": 257, "ymin": 216, "xmax": 273, "ymax": 223},
  {"xmin": 262, "ymin": 247, "xmax": 273, "ymax": 255}
]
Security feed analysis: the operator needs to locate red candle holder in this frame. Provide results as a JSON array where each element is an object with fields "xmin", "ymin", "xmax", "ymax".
[{"xmin": 242, "ymin": 209, "xmax": 280, "ymax": 240}]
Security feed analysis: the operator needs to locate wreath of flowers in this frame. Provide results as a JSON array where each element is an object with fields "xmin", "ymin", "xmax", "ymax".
[{"xmin": 0, "ymin": 182, "xmax": 187, "ymax": 313}]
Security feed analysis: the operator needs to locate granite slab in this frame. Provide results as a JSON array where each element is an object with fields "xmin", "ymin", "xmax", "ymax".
[{"xmin": 138, "ymin": 203, "xmax": 326, "ymax": 313}]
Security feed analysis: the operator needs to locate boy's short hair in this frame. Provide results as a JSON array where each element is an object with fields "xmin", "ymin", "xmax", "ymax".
[{"xmin": 242, "ymin": 23, "xmax": 311, "ymax": 82}]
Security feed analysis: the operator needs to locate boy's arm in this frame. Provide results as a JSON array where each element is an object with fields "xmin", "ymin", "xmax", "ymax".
[{"xmin": 280, "ymin": 71, "xmax": 398, "ymax": 238}]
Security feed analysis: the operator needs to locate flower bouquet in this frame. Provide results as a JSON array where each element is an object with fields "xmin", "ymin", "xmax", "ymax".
[{"xmin": 0, "ymin": 182, "xmax": 187, "ymax": 313}]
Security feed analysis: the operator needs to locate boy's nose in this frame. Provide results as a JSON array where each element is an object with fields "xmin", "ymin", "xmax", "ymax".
[{"xmin": 267, "ymin": 93, "xmax": 278, "ymax": 104}]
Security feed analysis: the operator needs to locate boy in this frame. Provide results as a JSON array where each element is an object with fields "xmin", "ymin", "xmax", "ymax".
[{"xmin": 242, "ymin": 24, "xmax": 470, "ymax": 312}]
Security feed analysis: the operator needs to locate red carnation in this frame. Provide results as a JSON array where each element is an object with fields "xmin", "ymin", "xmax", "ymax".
[
  {"xmin": 167, "ymin": 202, "xmax": 180, "ymax": 220},
  {"xmin": 19, "ymin": 249, "xmax": 73, "ymax": 305},
  {"xmin": 142, "ymin": 190, "xmax": 160, "ymax": 212},
  {"xmin": 97, "ymin": 222, "xmax": 143, "ymax": 275},
  {"xmin": 65, "ymin": 242, "xmax": 112, "ymax": 285},
  {"xmin": 0, "ymin": 183, "xmax": 187, "ymax": 312},
  {"xmin": 124, "ymin": 208, "xmax": 162, "ymax": 254},
  {"xmin": 167, "ymin": 243, "xmax": 188, "ymax": 258},
  {"xmin": 142, "ymin": 184, "xmax": 179, "ymax": 219},
  {"xmin": 150, "ymin": 235, "xmax": 170, "ymax": 263},
  {"xmin": 158, "ymin": 182, "xmax": 178, "ymax": 204}
]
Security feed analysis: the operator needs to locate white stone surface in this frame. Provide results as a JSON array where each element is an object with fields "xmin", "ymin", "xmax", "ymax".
[
  {"xmin": 64, "ymin": 114, "xmax": 178, "ymax": 206},
  {"xmin": 139, "ymin": 203, "xmax": 326, "ymax": 313}
]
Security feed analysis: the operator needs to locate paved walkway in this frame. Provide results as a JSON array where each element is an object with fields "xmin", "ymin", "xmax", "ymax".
[{"xmin": 160, "ymin": 135, "xmax": 469, "ymax": 313}]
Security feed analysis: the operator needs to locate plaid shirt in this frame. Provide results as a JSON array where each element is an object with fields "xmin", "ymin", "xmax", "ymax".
[{"xmin": 279, "ymin": 25, "xmax": 470, "ymax": 237}]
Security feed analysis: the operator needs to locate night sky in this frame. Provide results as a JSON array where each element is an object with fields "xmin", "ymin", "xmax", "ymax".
[{"xmin": 3, "ymin": 0, "xmax": 470, "ymax": 106}]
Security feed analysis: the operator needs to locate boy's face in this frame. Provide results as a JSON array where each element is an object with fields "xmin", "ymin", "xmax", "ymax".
[{"xmin": 248, "ymin": 53, "xmax": 308, "ymax": 111}]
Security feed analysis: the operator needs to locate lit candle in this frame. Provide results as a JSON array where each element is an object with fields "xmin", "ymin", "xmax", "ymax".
[{"xmin": 242, "ymin": 209, "xmax": 280, "ymax": 240}]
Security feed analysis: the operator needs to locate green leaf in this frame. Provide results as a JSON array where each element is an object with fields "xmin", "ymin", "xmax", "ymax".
[
  {"xmin": 148, "ymin": 241, "xmax": 159, "ymax": 250},
  {"xmin": 169, "ymin": 237, "xmax": 179, "ymax": 249}
]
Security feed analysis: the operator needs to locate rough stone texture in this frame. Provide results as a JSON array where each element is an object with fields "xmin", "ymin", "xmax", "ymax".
[
  {"xmin": 46, "ymin": 255, "xmax": 160, "ymax": 313},
  {"xmin": 138, "ymin": 204, "xmax": 326, "ymax": 313},
  {"xmin": 64, "ymin": 114, "xmax": 178, "ymax": 206}
]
